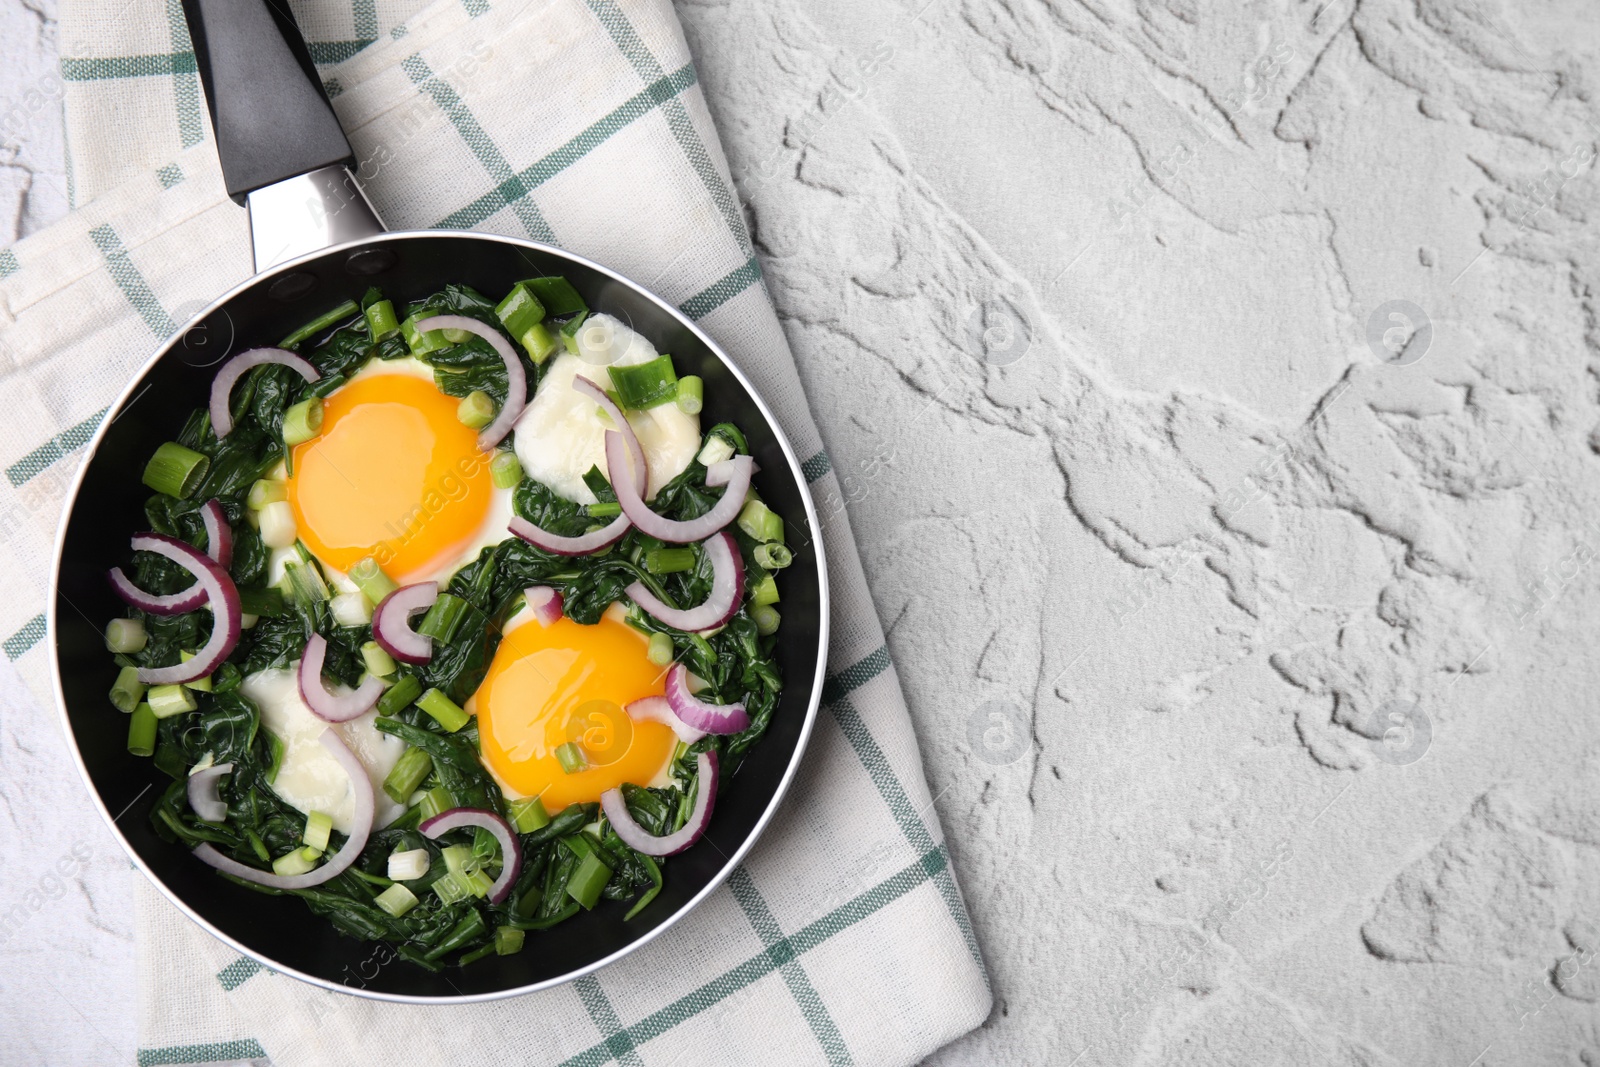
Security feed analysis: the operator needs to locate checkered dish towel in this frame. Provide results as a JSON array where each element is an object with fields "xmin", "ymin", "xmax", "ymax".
[{"xmin": 0, "ymin": 0, "xmax": 991, "ymax": 1063}]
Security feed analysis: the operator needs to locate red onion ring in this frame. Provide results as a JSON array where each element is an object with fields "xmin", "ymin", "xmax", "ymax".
[
  {"xmin": 108, "ymin": 566, "xmax": 207, "ymax": 616},
  {"xmin": 418, "ymin": 807, "xmax": 523, "ymax": 904},
  {"xmin": 416, "ymin": 315, "xmax": 524, "ymax": 451},
  {"xmin": 626, "ymin": 530, "xmax": 745, "ymax": 633},
  {"xmin": 192, "ymin": 730, "xmax": 374, "ymax": 889},
  {"xmin": 508, "ymin": 514, "xmax": 631, "ymax": 557},
  {"xmin": 126, "ymin": 533, "xmax": 242, "ymax": 684},
  {"xmin": 601, "ymin": 750, "xmax": 719, "ymax": 856},
  {"xmin": 663, "ymin": 662, "xmax": 750, "ymax": 735},
  {"xmin": 210, "ymin": 348, "xmax": 320, "ymax": 438},
  {"xmin": 187, "ymin": 761, "xmax": 234, "ymax": 823},
  {"xmin": 607, "ymin": 434, "xmax": 752, "ymax": 544},
  {"xmin": 525, "ymin": 585, "xmax": 563, "ymax": 627},
  {"xmin": 372, "ymin": 582, "xmax": 438, "ymax": 664},
  {"xmin": 625, "ymin": 695, "xmax": 707, "ymax": 744},
  {"xmin": 298, "ymin": 634, "xmax": 385, "ymax": 722},
  {"xmin": 704, "ymin": 458, "xmax": 758, "ymax": 487},
  {"xmin": 199, "ymin": 498, "xmax": 233, "ymax": 569},
  {"xmin": 570, "ymin": 375, "xmax": 647, "ymax": 498}
]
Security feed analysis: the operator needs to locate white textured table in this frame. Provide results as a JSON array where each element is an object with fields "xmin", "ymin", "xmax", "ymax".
[{"xmin": 8, "ymin": 0, "xmax": 1600, "ymax": 1064}]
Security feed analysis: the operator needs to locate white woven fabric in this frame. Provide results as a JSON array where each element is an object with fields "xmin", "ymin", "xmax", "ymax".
[{"xmin": 0, "ymin": 0, "xmax": 990, "ymax": 1063}]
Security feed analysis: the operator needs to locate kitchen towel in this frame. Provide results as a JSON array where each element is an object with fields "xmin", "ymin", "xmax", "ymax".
[{"xmin": 0, "ymin": 0, "xmax": 991, "ymax": 1064}]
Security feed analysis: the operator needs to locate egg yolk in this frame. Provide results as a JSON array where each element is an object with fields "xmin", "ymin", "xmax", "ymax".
[
  {"xmin": 288, "ymin": 373, "xmax": 492, "ymax": 583},
  {"xmin": 476, "ymin": 613, "xmax": 676, "ymax": 811}
]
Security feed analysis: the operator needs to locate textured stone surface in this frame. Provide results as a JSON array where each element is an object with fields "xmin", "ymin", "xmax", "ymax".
[{"xmin": 7, "ymin": 0, "xmax": 1600, "ymax": 1064}]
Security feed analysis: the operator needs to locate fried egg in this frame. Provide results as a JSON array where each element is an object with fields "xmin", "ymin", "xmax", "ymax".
[
  {"xmin": 512, "ymin": 313, "xmax": 701, "ymax": 504},
  {"xmin": 471, "ymin": 603, "xmax": 678, "ymax": 811},
  {"xmin": 241, "ymin": 667, "xmax": 407, "ymax": 832},
  {"xmin": 285, "ymin": 359, "xmax": 515, "ymax": 586}
]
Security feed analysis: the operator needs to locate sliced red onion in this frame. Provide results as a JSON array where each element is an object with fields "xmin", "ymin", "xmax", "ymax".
[
  {"xmin": 607, "ymin": 434, "xmax": 752, "ymax": 544},
  {"xmin": 127, "ymin": 534, "xmax": 242, "ymax": 684},
  {"xmin": 108, "ymin": 566, "xmax": 207, "ymax": 616},
  {"xmin": 570, "ymin": 375, "xmax": 647, "ymax": 497},
  {"xmin": 626, "ymin": 530, "xmax": 745, "ymax": 634},
  {"xmin": 508, "ymin": 513, "xmax": 631, "ymax": 557},
  {"xmin": 663, "ymin": 662, "xmax": 749, "ymax": 735},
  {"xmin": 601, "ymin": 750, "xmax": 719, "ymax": 857},
  {"xmin": 210, "ymin": 348, "xmax": 320, "ymax": 438},
  {"xmin": 372, "ymin": 582, "xmax": 438, "ymax": 665},
  {"xmin": 192, "ymin": 730, "xmax": 374, "ymax": 889},
  {"xmin": 625, "ymin": 695, "xmax": 707, "ymax": 744},
  {"xmin": 417, "ymin": 315, "xmax": 524, "ymax": 451},
  {"xmin": 419, "ymin": 807, "xmax": 523, "ymax": 904},
  {"xmin": 704, "ymin": 458, "xmax": 758, "ymax": 487},
  {"xmin": 526, "ymin": 585, "xmax": 563, "ymax": 627},
  {"xmin": 187, "ymin": 761, "xmax": 234, "ymax": 823},
  {"xmin": 298, "ymin": 634, "xmax": 385, "ymax": 722},
  {"xmin": 199, "ymin": 498, "xmax": 233, "ymax": 569}
]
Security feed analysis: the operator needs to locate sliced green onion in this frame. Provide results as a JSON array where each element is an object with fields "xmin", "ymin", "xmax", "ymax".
[
  {"xmin": 383, "ymin": 746, "xmax": 433, "ymax": 804},
  {"xmin": 365, "ymin": 299, "xmax": 401, "ymax": 342},
  {"xmin": 303, "ymin": 810, "xmax": 333, "ymax": 853},
  {"xmin": 247, "ymin": 478, "xmax": 287, "ymax": 509},
  {"xmin": 272, "ymin": 846, "xmax": 320, "ymax": 877},
  {"xmin": 509, "ymin": 796, "xmax": 550, "ymax": 833},
  {"xmin": 430, "ymin": 869, "xmax": 471, "ymax": 906},
  {"xmin": 609, "ymin": 354, "xmax": 679, "ymax": 410},
  {"xmin": 258, "ymin": 500, "xmax": 297, "ymax": 549},
  {"xmin": 753, "ymin": 542, "xmax": 793, "ymax": 570},
  {"xmin": 109, "ymin": 665, "xmax": 145, "ymax": 713},
  {"xmin": 566, "ymin": 849, "xmax": 612, "ymax": 910},
  {"xmin": 456, "ymin": 390, "xmax": 496, "ymax": 430},
  {"xmin": 417, "ymin": 688, "xmax": 470, "ymax": 732},
  {"xmin": 282, "ymin": 397, "xmax": 325, "ymax": 447},
  {"xmin": 495, "ymin": 281, "xmax": 546, "ymax": 339},
  {"xmin": 646, "ymin": 631, "xmax": 674, "ymax": 668},
  {"xmin": 402, "ymin": 310, "xmax": 450, "ymax": 356},
  {"xmin": 374, "ymin": 883, "xmax": 419, "ymax": 917},
  {"xmin": 645, "ymin": 547, "xmax": 696, "ymax": 574},
  {"xmin": 490, "ymin": 451, "xmax": 523, "ymax": 488},
  {"xmin": 329, "ymin": 590, "xmax": 373, "ymax": 627},
  {"xmin": 237, "ymin": 586, "xmax": 286, "ymax": 617},
  {"xmin": 387, "ymin": 848, "xmax": 431, "ymax": 881},
  {"xmin": 559, "ymin": 310, "xmax": 589, "ymax": 355},
  {"xmin": 520, "ymin": 321, "xmax": 559, "ymax": 364},
  {"xmin": 749, "ymin": 574, "xmax": 780, "ymax": 607},
  {"xmin": 127, "ymin": 704, "xmax": 157, "ymax": 756},
  {"xmin": 279, "ymin": 298, "xmax": 359, "ymax": 350},
  {"xmin": 697, "ymin": 436, "xmax": 735, "ymax": 467},
  {"xmin": 524, "ymin": 277, "xmax": 587, "ymax": 316},
  {"xmin": 752, "ymin": 604, "xmax": 781, "ymax": 636},
  {"xmin": 555, "ymin": 741, "xmax": 588, "ymax": 775},
  {"xmin": 361, "ymin": 640, "xmax": 397, "ymax": 679},
  {"xmin": 245, "ymin": 829, "xmax": 270, "ymax": 864},
  {"xmin": 495, "ymin": 926, "xmax": 526, "ymax": 955},
  {"xmin": 143, "ymin": 442, "xmax": 210, "ymax": 499},
  {"xmin": 105, "ymin": 618, "xmax": 147, "ymax": 654},
  {"xmin": 148, "ymin": 683, "xmax": 197, "ymax": 719},
  {"xmin": 417, "ymin": 785, "xmax": 454, "ymax": 821},
  {"xmin": 587, "ymin": 501, "xmax": 622, "ymax": 519},
  {"xmin": 347, "ymin": 556, "xmax": 399, "ymax": 605},
  {"xmin": 676, "ymin": 375, "xmax": 704, "ymax": 415},
  {"xmin": 178, "ymin": 650, "xmax": 213, "ymax": 692},
  {"xmin": 416, "ymin": 593, "xmax": 471, "ymax": 643},
  {"xmin": 283, "ymin": 559, "xmax": 329, "ymax": 607},
  {"xmin": 377, "ymin": 673, "xmax": 424, "ymax": 716},
  {"xmin": 441, "ymin": 843, "xmax": 477, "ymax": 876},
  {"xmin": 738, "ymin": 499, "xmax": 784, "ymax": 544}
]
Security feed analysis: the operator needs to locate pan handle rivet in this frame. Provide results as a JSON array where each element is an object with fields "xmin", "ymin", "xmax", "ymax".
[
  {"xmin": 345, "ymin": 248, "xmax": 397, "ymax": 276},
  {"xmin": 268, "ymin": 272, "xmax": 318, "ymax": 302}
]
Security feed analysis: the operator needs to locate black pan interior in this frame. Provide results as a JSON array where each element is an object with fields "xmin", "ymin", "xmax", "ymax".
[{"xmin": 53, "ymin": 234, "xmax": 823, "ymax": 998}]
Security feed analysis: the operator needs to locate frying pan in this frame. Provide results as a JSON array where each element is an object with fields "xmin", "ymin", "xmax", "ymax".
[{"xmin": 48, "ymin": 0, "xmax": 826, "ymax": 1001}]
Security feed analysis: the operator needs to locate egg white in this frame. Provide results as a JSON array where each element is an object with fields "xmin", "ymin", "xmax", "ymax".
[
  {"xmin": 512, "ymin": 313, "xmax": 701, "ymax": 505},
  {"xmin": 240, "ymin": 667, "xmax": 408, "ymax": 833}
]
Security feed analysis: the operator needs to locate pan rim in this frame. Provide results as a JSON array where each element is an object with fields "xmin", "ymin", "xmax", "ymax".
[{"xmin": 46, "ymin": 228, "xmax": 830, "ymax": 1004}]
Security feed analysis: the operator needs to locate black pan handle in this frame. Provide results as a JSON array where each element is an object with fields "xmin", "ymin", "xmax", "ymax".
[{"xmin": 181, "ymin": 0, "xmax": 354, "ymax": 203}]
